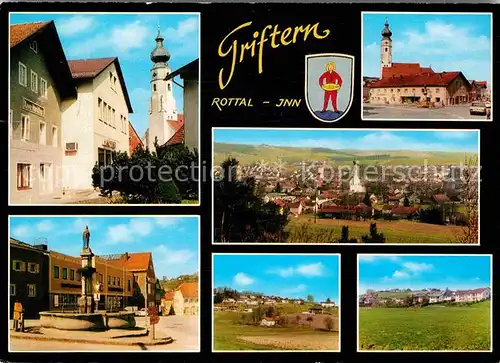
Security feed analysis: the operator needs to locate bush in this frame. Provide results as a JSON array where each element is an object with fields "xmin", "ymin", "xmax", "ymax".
[
  {"xmin": 91, "ymin": 144, "xmax": 198, "ymax": 204},
  {"xmin": 361, "ymin": 223, "xmax": 386, "ymax": 243},
  {"xmin": 323, "ymin": 316, "xmax": 334, "ymax": 331}
]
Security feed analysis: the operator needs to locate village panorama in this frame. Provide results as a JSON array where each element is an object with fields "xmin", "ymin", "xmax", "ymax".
[
  {"xmin": 358, "ymin": 255, "xmax": 492, "ymax": 351},
  {"xmin": 213, "ymin": 129, "xmax": 479, "ymax": 244}
]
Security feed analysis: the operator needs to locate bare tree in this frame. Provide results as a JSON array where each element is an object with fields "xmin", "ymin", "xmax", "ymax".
[{"xmin": 456, "ymin": 156, "xmax": 479, "ymax": 244}]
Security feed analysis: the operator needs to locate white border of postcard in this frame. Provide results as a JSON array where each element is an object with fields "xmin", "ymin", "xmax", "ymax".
[
  {"xmin": 7, "ymin": 215, "xmax": 201, "ymax": 353},
  {"xmin": 356, "ymin": 253, "xmax": 493, "ymax": 353},
  {"xmin": 7, "ymin": 12, "xmax": 202, "ymax": 207},
  {"xmin": 211, "ymin": 252, "xmax": 342, "ymax": 353},
  {"xmin": 360, "ymin": 11, "xmax": 493, "ymax": 122},
  {"xmin": 211, "ymin": 127, "xmax": 481, "ymax": 246}
]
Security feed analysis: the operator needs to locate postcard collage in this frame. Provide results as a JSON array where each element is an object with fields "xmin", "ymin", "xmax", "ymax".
[{"xmin": 2, "ymin": 1, "xmax": 498, "ymax": 363}]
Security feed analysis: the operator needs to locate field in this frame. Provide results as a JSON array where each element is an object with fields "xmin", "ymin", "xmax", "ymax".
[
  {"xmin": 213, "ymin": 310, "xmax": 339, "ymax": 351},
  {"xmin": 213, "ymin": 142, "xmax": 474, "ymax": 165},
  {"xmin": 285, "ymin": 216, "xmax": 465, "ymax": 244},
  {"xmin": 358, "ymin": 300, "xmax": 491, "ymax": 351}
]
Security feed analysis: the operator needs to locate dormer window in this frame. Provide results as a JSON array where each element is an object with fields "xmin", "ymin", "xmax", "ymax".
[{"xmin": 30, "ymin": 41, "xmax": 38, "ymax": 53}]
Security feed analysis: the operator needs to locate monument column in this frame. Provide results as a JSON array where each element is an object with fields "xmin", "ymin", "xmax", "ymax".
[{"xmin": 78, "ymin": 226, "xmax": 97, "ymax": 314}]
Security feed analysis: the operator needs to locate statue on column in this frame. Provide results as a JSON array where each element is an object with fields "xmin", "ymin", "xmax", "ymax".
[{"xmin": 82, "ymin": 226, "xmax": 90, "ymax": 249}]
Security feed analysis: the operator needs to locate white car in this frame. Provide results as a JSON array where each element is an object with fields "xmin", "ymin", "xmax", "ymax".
[
  {"xmin": 470, "ymin": 102, "xmax": 487, "ymax": 115},
  {"xmin": 134, "ymin": 308, "xmax": 147, "ymax": 317}
]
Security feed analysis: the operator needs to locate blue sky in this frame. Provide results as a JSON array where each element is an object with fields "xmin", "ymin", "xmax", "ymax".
[
  {"xmin": 358, "ymin": 255, "xmax": 491, "ymax": 294},
  {"xmin": 10, "ymin": 13, "xmax": 200, "ymax": 137},
  {"xmin": 213, "ymin": 254, "xmax": 340, "ymax": 303},
  {"xmin": 214, "ymin": 129, "xmax": 479, "ymax": 152},
  {"xmin": 9, "ymin": 216, "xmax": 199, "ymax": 279},
  {"xmin": 363, "ymin": 13, "xmax": 492, "ymax": 84}
]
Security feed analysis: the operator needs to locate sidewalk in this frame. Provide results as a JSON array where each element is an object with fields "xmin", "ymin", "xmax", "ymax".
[{"xmin": 10, "ymin": 321, "xmax": 173, "ymax": 346}]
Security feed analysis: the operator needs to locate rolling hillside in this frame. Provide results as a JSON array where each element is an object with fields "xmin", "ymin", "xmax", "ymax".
[{"xmin": 213, "ymin": 143, "xmax": 476, "ymax": 166}]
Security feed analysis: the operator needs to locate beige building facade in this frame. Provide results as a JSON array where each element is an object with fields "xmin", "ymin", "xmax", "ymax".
[
  {"xmin": 62, "ymin": 58, "xmax": 132, "ymax": 191},
  {"xmin": 9, "ymin": 22, "xmax": 76, "ymax": 204}
]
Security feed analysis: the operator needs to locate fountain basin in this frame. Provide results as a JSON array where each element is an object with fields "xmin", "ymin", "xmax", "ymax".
[
  {"xmin": 39, "ymin": 311, "xmax": 137, "ymax": 331},
  {"xmin": 106, "ymin": 312, "xmax": 136, "ymax": 329},
  {"xmin": 39, "ymin": 312, "xmax": 106, "ymax": 331}
]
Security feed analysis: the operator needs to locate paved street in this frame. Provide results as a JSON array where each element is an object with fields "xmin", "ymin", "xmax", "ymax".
[
  {"xmin": 363, "ymin": 104, "xmax": 490, "ymax": 120},
  {"xmin": 9, "ymin": 315, "xmax": 199, "ymax": 352}
]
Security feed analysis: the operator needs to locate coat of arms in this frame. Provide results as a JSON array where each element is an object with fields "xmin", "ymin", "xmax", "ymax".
[{"xmin": 305, "ymin": 53, "xmax": 355, "ymax": 122}]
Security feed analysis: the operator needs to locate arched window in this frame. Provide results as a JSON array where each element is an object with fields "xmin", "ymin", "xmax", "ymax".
[
  {"xmin": 168, "ymin": 84, "xmax": 171, "ymax": 91},
  {"xmin": 153, "ymin": 84, "xmax": 156, "ymax": 92},
  {"xmin": 160, "ymin": 95, "xmax": 164, "ymax": 111},
  {"xmin": 385, "ymin": 48, "xmax": 388, "ymax": 52}
]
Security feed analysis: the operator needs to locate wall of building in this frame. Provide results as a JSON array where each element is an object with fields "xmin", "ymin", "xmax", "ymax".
[
  {"xmin": 61, "ymin": 62, "xmax": 130, "ymax": 191},
  {"xmin": 10, "ymin": 40, "xmax": 64, "ymax": 204},
  {"xmin": 183, "ymin": 78, "xmax": 199, "ymax": 150},
  {"xmin": 49, "ymin": 251, "xmax": 134, "ymax": 311},
  {"xmin": 61, "ymin": 81, "xmax": 94, "ymax": 190},
  {"xmin": 10, "ymin": 243, "xmax": 50, "ymax": 318},
  {"xmin": 369, "ymin": 86, "xmax": 448, "ymax": 105}
]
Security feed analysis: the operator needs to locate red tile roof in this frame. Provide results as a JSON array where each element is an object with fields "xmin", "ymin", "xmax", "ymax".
[
  {"xmin": 381, "ymin": 63, "xmax": 431, "ymax": 79},
  {"xmin": 167, "ymin": 120, "xmax": 183, "ymax": 133},
  {"xmin": 165, "ymin": 124, "xmax": 184, "ymax": 146},
  {"xmin": 68, "ymin": 57, "xmax": 133, "ymax": 113},
  {"xmin": 177, "ymin": 114, "xmax": 184, "ymax": 125},
  {"xmin": 287, "ymin": 202, "xmax": 301, "ymax": 208},
  {"xmin": 370, "ymin": 71, "xmax": 464, "ymax": 88},
  {"xmin": 10, "ymin": 21, "xmax": 50, "ymax": 48},
  {"xmin": 113, "ymin": 252, "xmax": 152, "ymax": 271},
  {"xmin": 163, "ymin": 291, "xmax": 174, "ymax": 300},
  {"xmin": 433, "ymin": 194, "xmax": 450, "ymax": 204},
  {"xmin": 178, "ymin": 282, "xmax": 198, "ymax": 298},
  {"xmin": 129, "ymin": 121, "xmax": 143, "ymax": 154},
  {"xmin": 392, "ymin": 206, "xmax": 419, "ymax": 215},
  {"xmin": 68, "ymin": 57, "xmax": 116, "ymax": 79},
  {"xmin": 455, "ymin": 287, "xmax": 489, "ymax": 296}
]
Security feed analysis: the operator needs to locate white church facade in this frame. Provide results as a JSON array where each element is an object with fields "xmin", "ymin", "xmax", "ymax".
[{"xmin": 143, "ymin": 27, "xmax": 183, "ymax": 151}]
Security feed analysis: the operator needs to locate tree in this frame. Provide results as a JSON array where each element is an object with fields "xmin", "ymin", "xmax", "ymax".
[
  {"xmin": 363, "ymin": 192, "xmax": 372, "ymax": 207},
  {"xmin": 323, "ymin": 316, "xmax": 334, "ymax": 331},
  {"xmin": 326, "ymin": 298, "xmax": 331, "ymax": 303},
  {"xmin": 403, "ymin": 196, "xmax": 411, "ymax": 207},
  {"xmin": 456, "ymin": 156, "xmax": 479, "ymax": 244},
  {"xmin": 361, "ymin": 223, "xmax": 386, "ymax": 243},
  {"xmin": 307, "ymin": 294, "xmax": 314, "ymax": 302},
  {"xmin": 337, "ymin": 225, "xmax": 358, "ymax": 243},
  {"xmin": 274, "ymin": 182, "xmax": 282, "ymax": 193},
  {"xmin": 214, "ymin": 157, "xmax": 289, "ymax": 242},
  {"xmin": 91, "ymin": 143, "xmax": 198, "ymax": 203}
]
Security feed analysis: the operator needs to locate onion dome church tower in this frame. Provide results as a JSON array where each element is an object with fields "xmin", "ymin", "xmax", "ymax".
[
  {"xmin": 380, "ymin": 18, "xmax": 393, "ymax": 77},
  {"xmin": 147, "ymin": 25, "xmax": 178, "ymax": 151}
]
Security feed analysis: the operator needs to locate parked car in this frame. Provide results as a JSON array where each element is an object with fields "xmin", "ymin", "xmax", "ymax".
[
  {"xmin": 135, "ymin": 308, "xmax": 147, "ymax": 317},
  {"xmin": 470, "ymin": 101, "xmax": 488, "ymax": 115}
]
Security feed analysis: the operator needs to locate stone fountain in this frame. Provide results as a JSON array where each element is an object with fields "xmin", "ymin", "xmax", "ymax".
[{"xmin": 39, "ymin": 226, "xmax": 137, "ymax": 331}]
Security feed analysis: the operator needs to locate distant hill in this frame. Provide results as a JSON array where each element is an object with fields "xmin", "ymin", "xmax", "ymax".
[
  {"xmin": 213, "ymin": 143, "xmax": 476, "ymax": 166},
  {"xmin": 160, "ymin": 272, "xmax": 198, "ymax": 292}
]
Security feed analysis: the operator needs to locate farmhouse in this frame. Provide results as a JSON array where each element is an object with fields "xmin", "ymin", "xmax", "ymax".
[
  {"xmin": 260, "ymin": 316, "xmax": 280, "ymax": 327},
  {"xmin": 454, "ymin": 287, "xmax": 491, "ymax": 303},
  {"xmin": 321, "ymin": 301, "xmax": 336, "ymax": 308}
]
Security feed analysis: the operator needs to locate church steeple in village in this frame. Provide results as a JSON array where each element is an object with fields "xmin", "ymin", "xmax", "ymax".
[
  {"xmin": 147, "ymin": 24, "xmax": 178, "ymax": 151},
  {"xmin": 380, "ymin": 17, "xmax": 393, "ymax": 77}
]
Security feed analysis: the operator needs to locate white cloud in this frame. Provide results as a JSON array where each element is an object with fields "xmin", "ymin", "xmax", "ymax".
[
  {"xmin": 281, "ymin": 284, "xmax": 308, "ymax": 294},
  {"xmin": 163, "ymin": 17, "xmax": 198, "ymax": 43},
  {"xmin": 153, "ymin": 244, "xmax": 194, "ymax": 265},
  {"xmin": 296, "ymin": 262, "xmax": 325, "ymax": 276},
  {"xmin": 402, "ymin": 262, "xmax": 433, "ymax": 273},
  {"xmin": 12, "ymin": 225, "xmax": 31, "ymax": 239},
  {"xmin": 359, "ymin": 255, "xmax": 400, "ymax": 263},
  {"xmin": 392, "ymin": 270, "xmax": 410, "ymax": 279},
  {"xmin": 268, "ymin": 262, "xmax": 325, "ymax": 277},
  {"xmin": 67, "ymin": 20, "xmax": 151, "ymax": 58},
  {"xmin": 36, "ymin": 220, "xmax": 54, "ymax": 233},
  {"xmin": 104, "ymin": 217, "xmax": 182, "ymax": 245},
  {"xmin": 57, "ymin": 16, "xmax": 95, "ymax": 36},
  {"xmin": 233, "ymin": 272, "xmax": 254, "ymax": 286}
]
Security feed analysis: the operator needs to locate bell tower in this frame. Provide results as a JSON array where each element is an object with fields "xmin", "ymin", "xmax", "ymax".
[
  {"xmin": 147, "ymin": 24, "xmax": 178, "ymax": 151},
  {"xmin": 380, "ymin": 18, "xmax": 393, "ymax": 77}
]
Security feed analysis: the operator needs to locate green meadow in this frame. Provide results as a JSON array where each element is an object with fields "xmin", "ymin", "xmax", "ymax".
[{"xmin": 358, "ymin": 300, "xmax": 491, "ymax": 351}]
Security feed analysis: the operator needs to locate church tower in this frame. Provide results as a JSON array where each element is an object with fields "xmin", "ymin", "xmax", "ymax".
[
  {"xmin": 147, "ymin": 25, "xmax": 178, "ymax": 151},
  {"xmin": 380, "ymin": 18, "xmax": 393, "ymax": 77}
]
